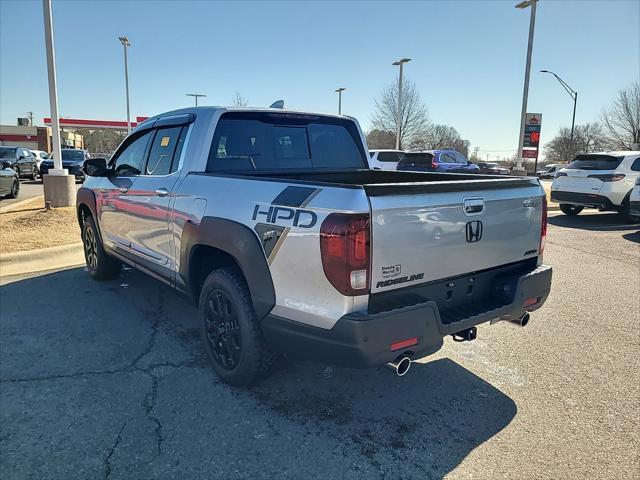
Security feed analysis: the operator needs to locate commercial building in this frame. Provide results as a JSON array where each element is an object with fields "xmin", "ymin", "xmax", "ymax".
[{"xmin": 0, "ymin": 124, "xmax": 83, "ymax": 151}]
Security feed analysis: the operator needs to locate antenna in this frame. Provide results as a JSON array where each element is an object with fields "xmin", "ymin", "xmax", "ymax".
[{"xmin": 269, "ymin": 100, "xmax": 285, "ymax": 109}]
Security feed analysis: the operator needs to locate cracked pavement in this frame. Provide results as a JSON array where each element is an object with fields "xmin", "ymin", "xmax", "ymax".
[{"xmin": 1, "ymin": 211, "xmax": 638, "ymax": 479}]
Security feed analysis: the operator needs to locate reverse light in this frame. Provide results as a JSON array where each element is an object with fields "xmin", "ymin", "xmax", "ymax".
[
  {"xmin": 539, "ymin": 195, "xmax": 548, "ymax": 254},
  {"xmin": 320, "ymin": 213, "xmax": 370, "ymax": 296},
  {"xmin": 587, "ymin": 173, "xmax": 625, "ymax": 182}
]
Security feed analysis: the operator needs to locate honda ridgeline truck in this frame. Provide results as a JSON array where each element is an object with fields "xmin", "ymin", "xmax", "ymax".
[{"xmin": 77, "ymin": 107, "xmax": 552, "ymax": 386}]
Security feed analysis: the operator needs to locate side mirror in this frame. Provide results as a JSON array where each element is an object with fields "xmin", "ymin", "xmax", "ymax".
[{"xmin": 84, "ymin": 158, "xmax": 108, "ymax": 177}]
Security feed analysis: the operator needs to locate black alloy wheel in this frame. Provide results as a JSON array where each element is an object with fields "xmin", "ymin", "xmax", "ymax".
[{"xmin": 203, "ymin": 289, "xmax": 242, "ymax": 370}]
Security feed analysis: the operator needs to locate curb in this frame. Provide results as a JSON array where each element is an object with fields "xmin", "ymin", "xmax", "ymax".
[
  {"xmin": 0, "ymin": 242, "xmax": 84, "ymax": 277},
  {"xmin": 0, "ymin": 195, "xmax": 44, "ymax": 214}
]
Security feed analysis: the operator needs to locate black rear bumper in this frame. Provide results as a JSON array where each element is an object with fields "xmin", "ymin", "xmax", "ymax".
[
  {"xmin": 550, "ymin": 191, "xmax": 617, "ymax": 209},
  {"xmin": 262, "ymin": 264, "xmax": 552, "ymax": 368}
]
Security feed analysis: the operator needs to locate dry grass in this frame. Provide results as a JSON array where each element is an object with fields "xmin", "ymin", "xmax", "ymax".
[{"xmin": 0, "ymin": 198, "xmax": 81, "ymax": 254}]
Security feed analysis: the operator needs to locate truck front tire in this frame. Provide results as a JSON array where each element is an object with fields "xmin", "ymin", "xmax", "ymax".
[
  {"xmin": 199, "ymin": 267, "xmax": 276, "ymax": 386},
  {"xmin": 82, "ymin": 215, "xmax": 122, "ymax": 280}
]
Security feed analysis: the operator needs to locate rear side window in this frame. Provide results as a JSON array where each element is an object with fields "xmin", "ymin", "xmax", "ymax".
[
  {"xmin": 145, "ymin": 126, "xmax": 185, "ymax": 175},
  {"xmin": 566, "ymin": 154, "xmax": 623, "ymax": 170},
  {"xmin": 630, "ymin": 157, "xmax": 640, "ymax": 172},
  {"xmin": 399, "ymin": 152, "xmax": 433, "ymax": 167},
  {"xmin": 207, "ymin": 112, "xmax": 367, "ymax": 172},
  {"xmin": 377, "ymin": 152, "xmax": 404, "ymax": 163}
]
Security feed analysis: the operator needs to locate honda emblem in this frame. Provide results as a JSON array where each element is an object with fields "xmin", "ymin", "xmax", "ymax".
[{"xmin": 466, "ymin": 221, "xmax": 483, "ymax": 243}]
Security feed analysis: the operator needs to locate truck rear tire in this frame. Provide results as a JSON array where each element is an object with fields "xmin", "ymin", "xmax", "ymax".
[
  {"xmin": 559, "ymin": 204, "xmax": 583, "ymax": 216},
  {"xmin": 620, "ymin": 198, "xmax": 640, "ymax": 224},
  {"xmin": 82, "ymin": 215, "xmax": 122, "ymax": 280},
  {"xmin": 199, "ymin": 267, "xmax": 276, "ymax": 386}
]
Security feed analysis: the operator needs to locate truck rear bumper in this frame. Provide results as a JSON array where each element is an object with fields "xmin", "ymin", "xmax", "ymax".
[{"xmin": 262, "ymin": 265, "xmax": 552, "ymax": 368}]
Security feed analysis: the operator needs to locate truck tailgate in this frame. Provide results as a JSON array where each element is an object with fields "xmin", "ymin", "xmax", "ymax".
[{"xmin": 367, "ymin": 180, "xmax": 544, "ymax": 293}]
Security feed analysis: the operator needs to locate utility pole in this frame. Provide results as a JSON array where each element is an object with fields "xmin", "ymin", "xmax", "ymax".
[
  {"xmin": 118, "ymin": 36, "xmax": 132, "ymax": 134},
  {"xmin": 392, "ymin": 58, "xmax": 411, "ymax": 150},
  {"xmin": 186, "ymin": 93, "xmax": 206, "ymax": 107},
  {"xmin": 26, "ymin": 111, "xmax": 34, "ymax": 126},
  {"xmin": 473, "ymin": 146, "xmax": 479, "ymax": 160},
  {"xmin": 335, "ymin": 88, "xmax": 346, "ymax": 115},
  {"xmin": 514, "ymin": 0, "xmax": 538, "ymax": 175}
]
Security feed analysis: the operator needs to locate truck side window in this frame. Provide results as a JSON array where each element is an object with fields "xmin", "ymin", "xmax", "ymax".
[
  {"xmin": 111, "ymin": 131, "xmax": 153, "ymax": 176},
  {"xmin": 631, "ymin": 158, "xmax": 640, "ymax": 172},
  {"xmin": 144, "ymin": 126, "xmax": 183, "ymax": 175}
]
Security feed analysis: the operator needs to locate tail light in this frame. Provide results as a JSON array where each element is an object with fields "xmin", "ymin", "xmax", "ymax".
[
  {"xmin": 539, "ymin": 195, "xmax": 548, "ymax": 254},
  {"xmin": 431, "ymin": 154, "xmax": 438, "ymax": 169},
  {"xmin": 587, "ymin": 173, "xmax": 625, "ymax": 182},
  {"xmin": 320, "ymin": 213, "xmax": 370, "ymax": 296}
]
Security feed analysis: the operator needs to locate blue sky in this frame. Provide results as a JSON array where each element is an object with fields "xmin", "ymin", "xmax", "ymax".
[{"xmin": 1, "ymin": 0, "xmax": 638, "ymax": 159}]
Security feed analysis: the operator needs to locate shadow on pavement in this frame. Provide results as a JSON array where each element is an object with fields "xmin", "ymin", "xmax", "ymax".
[
  {"xmin": 622, "ymin": 231, "xmax": 640, "ymax": 243},
  {"xmin": 1, "ymin": 267, "xmax": 516, "ymax": 479},
  {"xmin": 548, "ymin": 211, "xmax": 639, "ymax": 231}
]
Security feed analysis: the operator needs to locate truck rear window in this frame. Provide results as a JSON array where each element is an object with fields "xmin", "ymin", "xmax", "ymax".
[
  {"xmin": 565, "ymin": 154, "xmax": 623, "ymax": 170},
  {"xmin": 207, "ymin": 112, "xmax": 368, "ymax": 172}
]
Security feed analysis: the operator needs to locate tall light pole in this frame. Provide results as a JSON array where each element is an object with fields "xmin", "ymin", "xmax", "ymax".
[
  {"xmin": 335, "ymin": 88, "xmax": 346, "ymax": 115},
  {"xmin": 540, "ymin": 69, "xmax": 577, "ymax": 154},
  {"xmin": 186, "ymin": 93, "xmax": 206, "ymax": 107},
  {"xmin": 514, "ymin": 0, "xmax": 538, "ymax": 175},
  {"xmin": 118, "ymin": 36, "xmax": 131, "ymax": 134},
  {"xmin": 392, "ymin": 58, "xmax": 411, "ymax": 150},
  {"xmin": 42, "ymin": 0, "xmax": 74, "ymax": 207}
]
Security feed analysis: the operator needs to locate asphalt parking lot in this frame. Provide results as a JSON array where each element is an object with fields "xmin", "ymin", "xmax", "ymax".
[{"xmin": 1, "ymin": 211, "xmax": 638, "ymax": 479}]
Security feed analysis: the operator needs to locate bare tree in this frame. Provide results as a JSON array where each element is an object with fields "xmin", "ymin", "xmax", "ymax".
[
  {"xmin": 232, "ymin": 92, "xmax": 248, "ymax": 107},
  {"xmin": 544, "ymin": 122, "xmax": 609, "ymax": 162},
  {"xmin": 600, "ymin": 81, "xmax": 640, "ymax": 150},
  {"xmin": 371, "ymin": 76, "xmax": 429, "ymax": 149},
  {"xmin": 366, "ymin": 129, "xmax": 396, "ymax": 149}
]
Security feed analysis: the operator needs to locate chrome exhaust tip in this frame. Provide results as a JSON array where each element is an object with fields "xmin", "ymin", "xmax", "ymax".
[
  {"xmin": 385, "ymin": 355, "xmax": 412, "ymax": 377},
  {"xmin": 509, "ymin": 312, "xmax": 530, "ymax": 327}
]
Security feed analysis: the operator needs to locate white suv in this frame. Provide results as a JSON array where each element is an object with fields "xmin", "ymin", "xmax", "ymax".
[
  {"xmin": 368, "ymin": 149, "xmax": 404, "ymax": 170},
  {"xmin": 551, "ymin": 151, "xmax": 640, "ymax": 222}
]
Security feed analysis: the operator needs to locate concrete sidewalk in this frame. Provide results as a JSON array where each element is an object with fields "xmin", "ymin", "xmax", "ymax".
[{"xmin": 0, "ymin": 242, "xmax": 84, "ymax": 277}]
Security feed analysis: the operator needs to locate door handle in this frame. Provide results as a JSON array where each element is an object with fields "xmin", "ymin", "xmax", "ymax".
[
  {"xmin": 118, "ymin": 187, "xmax": 128, "ymax": 193},
  {"xmin": 155, "ymin": 188, "xmax": 169, "ymax": 197}
]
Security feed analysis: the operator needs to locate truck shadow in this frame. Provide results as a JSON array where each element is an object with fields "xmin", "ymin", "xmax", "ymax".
[
  {"xmin": 548, "ymin": 211, "xmax": 639, "ymax": 231},
  {"xmin": 1, "ymin": 267, "xmax": 516, "ymax": 479},
  {"xmin": 252, "ymin": 357, "xmax": 517, "ymax": 478}
]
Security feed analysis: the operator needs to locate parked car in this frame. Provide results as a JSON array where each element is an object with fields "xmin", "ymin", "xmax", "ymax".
[
  {"xmin": 39, "ymin": 149, "xmax": 91, "ymax": 181},
  {"xmin": 397, "ymin": 149, "xmax": 480, "ymax": 173},
  {"xmin": 368, "ymin": 149, "xmax": 405, "ymax": 170},
  {"xmin": 0, "ymin": 162, "xmax": 20, "ymax": 199},
  {"xmin": 77, "ymin": 106, "xmax": 551, "ymax": 386},
  {"xmin": 30, "ymin": 150, "xmax": 50, "ymax": 171},
  {"xmin": 551, "ymin": 151, "xmax": 640, "ymax": 221},
  {"xmin": 477, "ymin": 162, "xmax": 510, "ymax": 175},
  {"xmin": 629, "ymin": 177, "xmax": 640, "ymax": 218},
  {"xmin": 0, "ymin": 146, "xmax": 38, "ymax": 180},
  {"xmin": 536, "ymin": 163, "xmax": 564, "ymax": 179}
]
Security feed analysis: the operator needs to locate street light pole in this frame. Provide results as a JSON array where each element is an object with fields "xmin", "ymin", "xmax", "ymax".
[
  {"xmin": 335, "ymin": 88, "xmax": 346, "ymax": 115},
  {"xmin": 42, "ymin": 0, "xmax": 63, "ymax": 174},
  {"xmin": 186, "ymin": 93, "xmax": 206, "ymax": 107},
  {"xmin": 540, "ymin": 70, "xmax": 578, "ymax": 153},
  {"xmin": 515, "ymin": 0, "xmax": 538, "ymax": 175},
  {"xmin": 118, "ymin": 36, "xmax": 131, "ymax": 134},
  {"xmin": 392, "ymin": 58, "xmax": 411, "ymax": 150}
]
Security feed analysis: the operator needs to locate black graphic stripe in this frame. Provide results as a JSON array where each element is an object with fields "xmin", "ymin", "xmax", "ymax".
[{"xmin": 271, "ymin": 186, "xmax": 319, "ymax": 207}]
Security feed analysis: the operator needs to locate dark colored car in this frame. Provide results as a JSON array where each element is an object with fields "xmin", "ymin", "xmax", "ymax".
[
  {"xmin": 0, "ymin": 163, "xmax": 20, "ymax": 199},
  {"xmin": 477, "ymin": 162, "xmax": 510, "ymax": 175},
  {"xmin": 0, "ymin": 146, "xmax": 38, "ymax": 180},
  {"xmin": 39, "ymin": 149, "xmax": 91, "ymax": 181},
  {"xmin": 397, "ymin": 149, "xmax": 479, "ymax": 174}
]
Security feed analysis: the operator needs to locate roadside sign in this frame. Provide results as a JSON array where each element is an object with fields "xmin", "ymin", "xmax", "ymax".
[
  {"xmin": 523, "ymin": 113, "xmax": 542, "ymax": 148},
  {"xmin": 522, "ymin": 149, "xmax": 538, "ymax": 159}
]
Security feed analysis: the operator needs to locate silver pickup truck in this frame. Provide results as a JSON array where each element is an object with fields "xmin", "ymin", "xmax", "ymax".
[{"xmin": 77, "ymin": 107, "xmax": 552, "ymax": 386}]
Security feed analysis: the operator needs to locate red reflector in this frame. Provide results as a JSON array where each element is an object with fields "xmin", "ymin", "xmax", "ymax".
[
  {"xmin": 390, "ymin": 337, "xmax": 418, "ymax": 351},
  {"xmin": 523, "ymin": 297, "xmax": 538, "ymax": 308}
]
